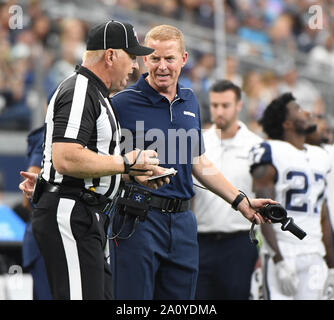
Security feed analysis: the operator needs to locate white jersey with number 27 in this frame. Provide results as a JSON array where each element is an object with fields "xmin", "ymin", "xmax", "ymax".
[{"xmin": 249, "ymin": 140, "xmax": 331, "ymax": 257}]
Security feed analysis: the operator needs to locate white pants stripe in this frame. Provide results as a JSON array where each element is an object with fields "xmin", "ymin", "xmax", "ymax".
[{"xmin": 56, "ymin": 198, "xmax": 82, "ymax": 300}]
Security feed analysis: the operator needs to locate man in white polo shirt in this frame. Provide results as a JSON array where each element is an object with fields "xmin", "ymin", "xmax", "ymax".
[{"xmin": 192, "ymin": 80, "xmax": 262, "ymax": 300}]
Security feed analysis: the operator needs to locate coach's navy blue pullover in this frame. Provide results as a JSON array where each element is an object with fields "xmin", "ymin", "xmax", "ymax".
[{"xmin": 110, "ymin": 73, "xmax": 205, "ymax": 200}]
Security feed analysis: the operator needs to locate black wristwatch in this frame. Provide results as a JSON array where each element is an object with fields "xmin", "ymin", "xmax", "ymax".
[{"xmin": 231, "ymin": 193, "xmax": 246, "ymax": 211}]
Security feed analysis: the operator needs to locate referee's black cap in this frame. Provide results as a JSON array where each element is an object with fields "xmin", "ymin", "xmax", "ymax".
[{"xmin": 86, "ymin": 20, "xmax": 154, "ymax": 56}]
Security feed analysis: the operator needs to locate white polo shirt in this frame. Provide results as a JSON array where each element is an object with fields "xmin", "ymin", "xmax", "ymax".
[{"xmin": 192, "ymin": 121, "xmax": 262, "ymax": 233}]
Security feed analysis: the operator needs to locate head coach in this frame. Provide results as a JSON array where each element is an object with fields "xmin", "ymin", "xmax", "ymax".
[
  {"xmin": 109, "ymin": 24, "xmax": 276, "ymax": 300},
  {"xmin": 29, "ymin": 20, "xmax": 168, "ymax": 300}
]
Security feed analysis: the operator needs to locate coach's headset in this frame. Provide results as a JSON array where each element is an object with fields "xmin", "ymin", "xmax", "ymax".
[{"xmin": 194, "ymin": 186, "xmax": 307, "ymax": 245}]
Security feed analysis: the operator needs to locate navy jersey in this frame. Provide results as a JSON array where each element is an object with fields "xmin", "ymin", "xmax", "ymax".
[{"xmin": 111, "ymin": 73, "xmax": 205, "ymax": 199}]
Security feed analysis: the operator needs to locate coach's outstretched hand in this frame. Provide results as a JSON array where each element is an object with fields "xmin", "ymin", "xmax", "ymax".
[
  {"xmin": 237, "ymin": 197, "xmax": 277, "ymax": 224},
  {"xmin": 133, "ymin": 166, "xmax": 174, "ymax": 190}
]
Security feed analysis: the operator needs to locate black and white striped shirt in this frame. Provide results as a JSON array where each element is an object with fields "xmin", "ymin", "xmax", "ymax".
[{"xmin": 41, "ymin": 65, "xmax": 121, "ymax": 199}]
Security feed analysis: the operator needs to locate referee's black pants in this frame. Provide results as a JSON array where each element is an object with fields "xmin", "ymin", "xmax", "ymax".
[{"xmin": 32, "ymin": 191, "xmax": 112, "ymax": 300}]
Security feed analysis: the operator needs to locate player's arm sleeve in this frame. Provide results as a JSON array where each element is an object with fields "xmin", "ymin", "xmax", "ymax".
[
  {"xmin": 52, "ymin": 88, "xmax": 98, "ymax": 147},
  {"xmin": 249, "ymin": 141, "xmax": 274, "ymax": 174},
  {"xmin": 249, "ymin": 141, "xmax": 278, "ymax": 198}
]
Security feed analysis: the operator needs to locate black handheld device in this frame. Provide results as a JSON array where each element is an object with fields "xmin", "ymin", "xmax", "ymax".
[
  {"xmin": 250, "ymin": 203, "xmax": 307, "ymax": 244},
  {"xmin": 147, "ymin": 168, "xmax": 177, "ymax": 181}
]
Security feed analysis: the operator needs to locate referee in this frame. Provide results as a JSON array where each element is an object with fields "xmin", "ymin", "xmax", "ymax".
[{"xmin": 31, "ymin": 21, "xmax": 162, "ymax": 300}]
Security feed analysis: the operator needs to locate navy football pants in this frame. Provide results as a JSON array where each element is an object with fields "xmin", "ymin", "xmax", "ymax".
[{"xmin": 109, "ymin": 208, "xmax": 198, "ymax": 300}]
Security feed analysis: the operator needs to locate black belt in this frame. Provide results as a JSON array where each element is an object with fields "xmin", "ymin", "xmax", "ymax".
[
  {"xmin": 197, "ymin": 230, "xmax": 249, "ymax": 241},
  {"xmin": 149, "ymin": 195, "xmax": 190, "ymax": 213},
  {"xmin": 43, "ymin": 182, "xmax": 60, "ymax": 193},
  {"xmin": 42, "ymin": 181, "xmax": 110, "ymax": 209},
  {"xmin": 44, "ymin": 181, "xmax": 189, "ymax": 213}
]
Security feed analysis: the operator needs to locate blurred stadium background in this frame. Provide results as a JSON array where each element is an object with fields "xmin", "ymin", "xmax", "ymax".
[{"xmin": 0, "ymin": 0, "xmax": 333, "ymax": 240}]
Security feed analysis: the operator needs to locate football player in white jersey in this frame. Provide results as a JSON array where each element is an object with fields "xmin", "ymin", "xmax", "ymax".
[
  {"xmin": 306, "ymin": 113, "xmax": 334, "ymax": 299},
  {"xmin": 306, "ymin": 114, "xmax": 334, "ymax": 232},
  {"xmin": 249, "ymin": 93, "xmax": 334, "ymax": 300}
]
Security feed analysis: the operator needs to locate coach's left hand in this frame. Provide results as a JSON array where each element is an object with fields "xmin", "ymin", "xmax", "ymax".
[
  {"xmin": 237, "ymin": 198, "xmax": 277, "ymax": 224},
  {"xmin": 134, "ymin": 166, "xmax": 172, "ymax": 190}
]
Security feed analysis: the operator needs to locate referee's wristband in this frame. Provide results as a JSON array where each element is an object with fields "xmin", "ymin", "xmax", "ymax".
[
  {"xmin": 122, "ymin": 155, "xmax": 131, "ymax": 174},
  {"xmin": 231, "ymin": 193, "xmax": 246, "ymax": 211},
  {"xmin": 129, "ymin": 175, "xmax": 136, "ymax": 183}
]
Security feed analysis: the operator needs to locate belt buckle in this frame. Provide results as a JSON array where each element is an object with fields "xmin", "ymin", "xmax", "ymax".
[{"xmin": 167, "ymin": 199, "xmax": 179, "ymax": 213}]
